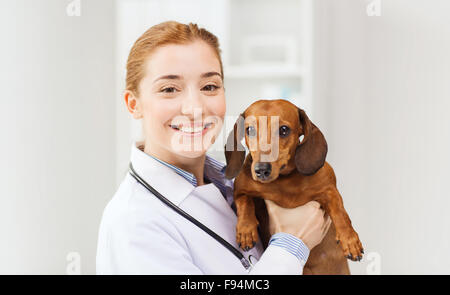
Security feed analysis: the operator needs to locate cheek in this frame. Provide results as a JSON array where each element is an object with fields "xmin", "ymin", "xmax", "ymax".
[
  {"xmin": 207, "ymin": 95, "xmax": 226, "ymax": 118},
  {"xmin": 278, "ymin": 147, "xmax": 292, "ymax": 164},
  {"xmin": 141, "ymin": 98, "xmax": 180, "ymax": 130}
]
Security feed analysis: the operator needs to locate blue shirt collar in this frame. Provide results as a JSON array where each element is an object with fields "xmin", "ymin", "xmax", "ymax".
[{"xmin": 143, "ymin": 150, "xmax": 232, "ymax": 198}]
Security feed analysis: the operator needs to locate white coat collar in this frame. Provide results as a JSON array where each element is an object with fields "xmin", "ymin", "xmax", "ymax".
[{"xmin": 130, "ymin": 142, "xmax": 196, "ymax": 205}]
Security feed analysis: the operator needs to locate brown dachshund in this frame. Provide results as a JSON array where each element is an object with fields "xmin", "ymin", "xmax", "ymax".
[{"xmin": 224, "ymin": 99, "xmax": 363, "ymax": 275}]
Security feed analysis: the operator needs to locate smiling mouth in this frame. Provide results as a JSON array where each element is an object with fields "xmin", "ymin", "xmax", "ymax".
[{"xmin": 169, "ymin": 122, "xmax": 214, "ymax": 135}]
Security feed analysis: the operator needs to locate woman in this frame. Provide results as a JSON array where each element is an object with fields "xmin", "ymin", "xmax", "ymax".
[{"xmin": 96, "ymin": 21, "xmax": 331, "ymax": 275}]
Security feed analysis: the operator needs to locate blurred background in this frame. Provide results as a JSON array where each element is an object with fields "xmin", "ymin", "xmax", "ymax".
[{"xmin": 1, "ymin": 0, "xmax": 449, "ymax": 274}]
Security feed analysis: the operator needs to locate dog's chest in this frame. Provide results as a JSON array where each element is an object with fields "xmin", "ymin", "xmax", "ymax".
[{"xmin": 255, "ymin": 174, "xmax": 316, "ymax": 208}]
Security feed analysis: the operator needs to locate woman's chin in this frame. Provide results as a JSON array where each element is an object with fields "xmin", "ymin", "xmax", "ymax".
[
  {"xmin": 168, "ymin": 145, "xmax": 208, "ymax": 159},
  {"xmin": 178, "ymin": 150, "xmax": 206, "ymax": 159},
  {"xmin": 167, "ymin": 127, "xmax": 217, "ymax": 158}
]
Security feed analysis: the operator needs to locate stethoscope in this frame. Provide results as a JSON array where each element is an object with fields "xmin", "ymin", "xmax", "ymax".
[{"xmin": 128, "ymin": 162, "xmax": 255, "ymax": 272}]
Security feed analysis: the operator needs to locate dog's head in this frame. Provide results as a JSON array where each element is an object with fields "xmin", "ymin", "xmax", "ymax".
[{"xmin": 224, "ymin": 99, "xmax": 327, "ymax": 183}]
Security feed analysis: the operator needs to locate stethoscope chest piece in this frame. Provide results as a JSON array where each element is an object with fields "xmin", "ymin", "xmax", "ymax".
[{"xmin": 248, "ymin": 254, "xmax": 258, "ymax": 266}]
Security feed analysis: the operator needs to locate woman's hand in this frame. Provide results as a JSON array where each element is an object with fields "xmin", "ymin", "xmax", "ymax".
[{"xmin": 265, "ymin": 200, "xmax": 332, "ymax": 250}]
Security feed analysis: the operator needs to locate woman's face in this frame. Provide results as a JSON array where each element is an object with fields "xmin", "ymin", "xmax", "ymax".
[{"xmin": 126, "ymin": 40, "xmax": 226, "ymax": 159}]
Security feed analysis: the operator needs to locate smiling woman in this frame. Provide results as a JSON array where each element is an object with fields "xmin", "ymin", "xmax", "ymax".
[
  {"xmin": 125, "ymin": 40, "xmax": 226, "ymax": 178},
  {"xmin": 96, "ymin": 21, "xmax": 329, "ymax": 275}
]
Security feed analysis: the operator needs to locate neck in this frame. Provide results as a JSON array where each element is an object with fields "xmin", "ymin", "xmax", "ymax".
[{"xmin": 142, "ymin": 140, "xmax": 206, "ymax": 186}]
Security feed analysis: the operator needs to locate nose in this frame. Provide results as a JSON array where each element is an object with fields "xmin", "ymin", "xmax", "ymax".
[
  {"xmin": 254, "ymin": 162, "xmax": 272, "ymax": 180},
  {"xmin": 181, "ymin": 87, "xmax": 203, "ymax": 117}
]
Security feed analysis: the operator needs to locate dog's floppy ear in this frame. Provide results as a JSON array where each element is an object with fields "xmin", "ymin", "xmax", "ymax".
[
  {"xmin": 224, "ymin": 113, "xmax": 246, "ymax": 179},
  {"xmin": 295, "ymin": 108, "xmax": 328, "ymax": 175}
]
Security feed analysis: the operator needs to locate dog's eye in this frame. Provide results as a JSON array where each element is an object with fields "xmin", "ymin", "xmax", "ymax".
[
  {"xmin": 246, "ymin": 126, "xmax": 256, "ymax": 137},
  {"xmin": 279, "ymin": 125, "xmax": 290, "ymax": 137}
]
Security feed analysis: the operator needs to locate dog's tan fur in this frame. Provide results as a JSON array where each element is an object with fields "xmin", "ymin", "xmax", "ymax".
[{"xmin": 225, "ymin": 99, "xmax": 363, "ymax": 275}]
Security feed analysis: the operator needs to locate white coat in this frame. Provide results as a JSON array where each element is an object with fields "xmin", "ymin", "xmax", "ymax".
[{"xmin": 96, "ymin": 143, "xmax": 306, "ymax": 275}]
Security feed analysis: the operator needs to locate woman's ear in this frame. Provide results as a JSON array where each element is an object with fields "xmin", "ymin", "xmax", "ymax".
[
  {"xmin": 295, "ymin": 108, "xmax": 328, "ymax": 175},
  {"xmin": 124, "ymin": 90, "xmax": 143, "ymax": 119},
  {"xmin": 224, "ymin": 113, "xmax": 246, "ymax": 179}
]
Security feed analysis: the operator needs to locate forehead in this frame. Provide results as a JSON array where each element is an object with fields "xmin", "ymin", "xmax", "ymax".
[
  {"xmin": 245, "ymin": 100, "xmax": 299, "ymax": 125},
  {"xmin": 144, "ymin": 41, "xmax": 221, "ymax": 78}
]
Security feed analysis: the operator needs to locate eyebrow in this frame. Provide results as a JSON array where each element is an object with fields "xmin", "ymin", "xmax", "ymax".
[
  {"xmin": 153, "ymin": 71, "xmax": 222, "ymax": 84},
  {"xmin": 201, "ymin": 71, "xmax": 222, "ymax": 79}
]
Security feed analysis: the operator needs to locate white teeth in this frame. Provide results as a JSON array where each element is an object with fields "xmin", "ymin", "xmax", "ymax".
[
  {"xmin": 180, "ymin": 126, "xmax": 203, "ymax": 133},
  {"xmin": 170, "ymin": 122, "xmax": 213, "ymax": 133},
  {"xmin": 170, "ymin": 123, "xmax": 213, "ymax": 133}
]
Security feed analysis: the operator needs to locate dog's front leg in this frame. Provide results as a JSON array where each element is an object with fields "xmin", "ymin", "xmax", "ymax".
[
  {"xmin": 316, "ymin": 188, "xmax": 364, "ymax": 261},
  {"xmin": 235, "ymin": 193, "xmax": 259, "ymax": 251}
]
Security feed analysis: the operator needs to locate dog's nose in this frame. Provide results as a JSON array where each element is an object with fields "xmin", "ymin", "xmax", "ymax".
[{"xmin": 254, "ymin": 162, "xmax": 272, "ymax": 180}]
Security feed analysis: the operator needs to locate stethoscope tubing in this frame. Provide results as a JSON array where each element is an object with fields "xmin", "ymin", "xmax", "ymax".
[{"xmin": 128, "ymin": 162, "xmax": 252, "ymax": 271}]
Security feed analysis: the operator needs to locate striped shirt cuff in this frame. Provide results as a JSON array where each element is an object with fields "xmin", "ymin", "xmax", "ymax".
[{"xmin": 269, "ymin": 232, "xmax": 310, "ymax": 264}]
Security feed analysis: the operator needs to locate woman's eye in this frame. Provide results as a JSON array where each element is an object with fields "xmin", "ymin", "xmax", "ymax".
[
  {"xmin": 202, "ymin": 84, "xmax": 219, "ymax": 91},
  {"xmin": 279, "ymin": 125, "xmax": 290, "ymax": 137},
  {"xmin": 246, "ymin": 126, "xmax": 256, "ymax": 137},
  {"xmin": 161, "ymin": 87, "xmax": 177, "ymax": 93}
]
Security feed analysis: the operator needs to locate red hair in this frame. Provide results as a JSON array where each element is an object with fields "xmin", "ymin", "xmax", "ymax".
[{"xmin": 125, "ymin": 21, "xmax": 223, "ymax": 96}]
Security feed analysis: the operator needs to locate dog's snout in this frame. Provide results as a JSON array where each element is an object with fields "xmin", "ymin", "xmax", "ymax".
[{"xmin": 254, "ymin": 162, "xmax": 272, "ymax": 180}]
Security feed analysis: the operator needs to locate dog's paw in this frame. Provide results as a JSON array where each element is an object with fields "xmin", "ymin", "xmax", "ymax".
[
  {"xmin": 236, "ymin": 218, "xmax": 259, "ymax": 252},
  {"xmin": 336, "ymin": 229, "xmax": 364, "ymax": 262}
]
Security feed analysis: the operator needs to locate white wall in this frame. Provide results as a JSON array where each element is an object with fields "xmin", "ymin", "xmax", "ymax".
[
  {"xmin": 0, "ymin": 0, "xmax": 116, "ymax": 274},
  {"xmin": 2, "ymin": 0, "xmax": 449, "ymax": 275},
  {"xmin": 314, "ymin": 0, "xmax": 450, "ymax": 274}
]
